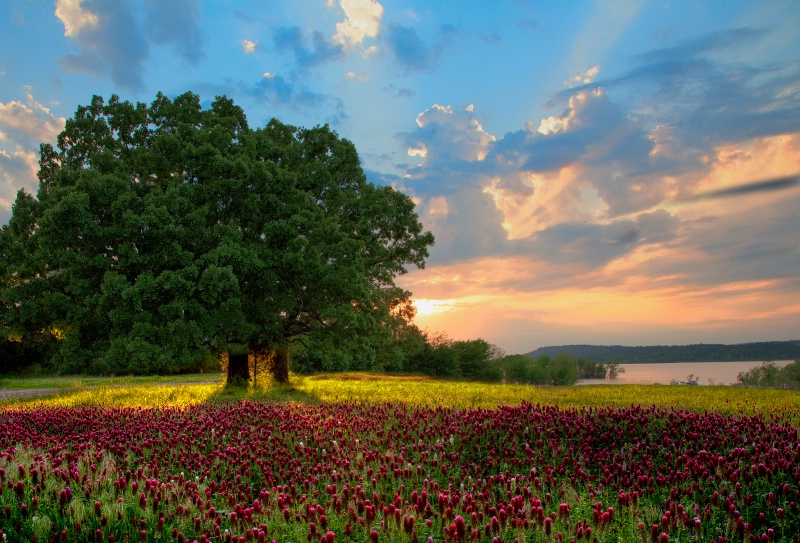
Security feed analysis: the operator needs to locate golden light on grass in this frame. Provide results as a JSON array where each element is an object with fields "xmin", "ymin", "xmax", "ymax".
[
  {"xmin": 292, "ymin": 373, "xmax": 800, "ymax": 421},
  {"xmin": 1, "ymin": 384, "xmax": 224, "ymax": 410},
  {"xmin": 3, "ymin": 375, "xmax": 799, "ymax": 424}
]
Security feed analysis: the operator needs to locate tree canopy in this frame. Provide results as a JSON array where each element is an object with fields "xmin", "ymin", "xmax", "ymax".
[{"xmin": 0, "ymin": 92, "xmax": 434, "ymax": 382}]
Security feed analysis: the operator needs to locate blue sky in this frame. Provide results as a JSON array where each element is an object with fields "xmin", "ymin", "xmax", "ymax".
[{"xmin": 2, "ymin": 1, "xmax": 800, "ymax": 354}]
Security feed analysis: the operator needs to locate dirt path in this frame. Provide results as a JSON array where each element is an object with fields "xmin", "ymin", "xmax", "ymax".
[{"xmin": 0, "ymin": 387, "xmax": 63, "ymax": 400}]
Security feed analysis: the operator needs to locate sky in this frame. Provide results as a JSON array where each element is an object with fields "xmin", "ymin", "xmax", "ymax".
[{"xmin": 1, "ymin": 1, "xmax": 799, "ymax": 354}]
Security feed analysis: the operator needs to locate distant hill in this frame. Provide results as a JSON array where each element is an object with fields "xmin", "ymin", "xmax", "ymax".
[{"xmin": 525, "ymin": 340, "xmax": 800, "ymax": 363}]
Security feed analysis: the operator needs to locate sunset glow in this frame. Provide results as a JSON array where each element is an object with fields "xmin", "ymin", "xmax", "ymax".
[
  {"xmin": 2, "ymin": 1, "xmax": 798, "ymax": 354},
  {"xmin": 412, "ymin": 298, "xmax": 456, "ymax": 316}
]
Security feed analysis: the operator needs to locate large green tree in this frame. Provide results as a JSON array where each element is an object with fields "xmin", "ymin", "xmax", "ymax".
[{"xmin": 0, "ymin": 92, "xmax": 434, "ymax": 382}]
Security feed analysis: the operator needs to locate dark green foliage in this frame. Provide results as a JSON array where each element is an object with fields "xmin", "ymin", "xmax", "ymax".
[
  {"xmin": 549, "ymin": 353, "xmax": 581, "ymax": 385},
  {"xmin": 406, "ymin": 339, "xmax": 460, "ymax": 377},
  {"xmin": 291, "ymin": 289, "xmax": 424, "ymax": 374},
  {"xmin": 452, "ymin": 338, "xmax": 495, "ymax": 379},
  {"xmin": 292, "ymin": 336, "xmax": 358, "ymax": 373},
  {"xmin": 0, "ymin": 337, "xmax": 49, "ymax": 375},
  {"xmin": 495, "ymin": 353, "xmax": 585, "ymax": 385},
  {"xmin": 403, "ymin": 335, "xmax": 503, "ymax": 381},
  {"xmin": 737, "ymin": 360, "xmax": 800, "ymax": 389},
  {"xmin": 575, "ymin": 357, "xmax": 606, "ymax": 378},
  {"xmin": 499, "ymin": 354, "xmax": 533, "ymax": 383},
  {"xmin": 527, "ymin": 340, "xmax": 800, "ymax": 362},
  {"xmin": 781, "ymin": 360, "xmax": 800, "ymax": 388},
  {"xmin": 0, "ymin": 92, "xmax": 434, "ymax": 378}
]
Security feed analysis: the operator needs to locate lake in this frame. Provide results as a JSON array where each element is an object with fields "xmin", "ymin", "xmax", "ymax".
[{"xmin": 577, "ymin": 360, "xmax": 794, "ymax": 386}]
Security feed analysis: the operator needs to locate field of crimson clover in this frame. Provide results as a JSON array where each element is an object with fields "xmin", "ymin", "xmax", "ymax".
[{"xmin": 0, "ymin": 400, "xmax": 798, "ymax": 542}]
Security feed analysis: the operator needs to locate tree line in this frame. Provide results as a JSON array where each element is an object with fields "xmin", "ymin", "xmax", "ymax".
[
  {"xmin": 527, "ymin": 341, "xmax": 800, "ymax": 363},
  {"xmin": 736, "ymin": 360, "xmax": 800, "ymax": 389},
  {"xmin": 292, "ymin": 332, "xmax": 623, "ymax": 385}
]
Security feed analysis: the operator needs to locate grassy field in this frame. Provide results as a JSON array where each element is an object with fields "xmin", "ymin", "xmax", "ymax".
[
  {"xmin": 2, "ymin": 372, "xmax": 799, "ymax": 542},
  {"xmin": 0, "ymin": 371, "xmax": 222, "ymax": 390},
  {"xmin": 2, "ymin": 371, "xmax": 799, "ymax": 422},
  {"xmin": 295, "ymin": 372, "xmax": 800, "ymax": 420}
]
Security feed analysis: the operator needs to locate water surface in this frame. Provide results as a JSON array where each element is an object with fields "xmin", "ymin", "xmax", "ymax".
[{"xmin": 577, "ymin": 360, "xmax": 794, "ymax": 386}]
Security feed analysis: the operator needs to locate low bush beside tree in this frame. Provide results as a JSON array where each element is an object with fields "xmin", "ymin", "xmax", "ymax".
[{"xmin": 737, "ymin": 360, "xmax": 800, "ymax": 389}]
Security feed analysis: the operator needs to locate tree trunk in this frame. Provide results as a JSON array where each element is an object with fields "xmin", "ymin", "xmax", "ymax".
[
  {"xmin": 227, "ymin": 347, "xmax": 250, "ymax": 386},
  {"xmin": 271, "ymin": 344, "xmax": 290, "ymax": 383}
]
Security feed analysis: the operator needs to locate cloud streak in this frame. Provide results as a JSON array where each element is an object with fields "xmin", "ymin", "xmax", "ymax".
[{"xmin": 675, "ymin": 174, "xmax": 800, "ymax": 202}]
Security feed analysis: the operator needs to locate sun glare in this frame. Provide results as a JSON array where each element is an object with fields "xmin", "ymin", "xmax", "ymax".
[{"xmin": 413, "ymin": 298, "xmax": 455, "ymax": 316}]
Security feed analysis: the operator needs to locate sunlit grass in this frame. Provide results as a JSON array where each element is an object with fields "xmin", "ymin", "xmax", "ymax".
[
  {"xmin": 3, "ymin": 371, "xmax": 799, "ymax": 423},
  {"xmin": 1, "ymin": 383, "xmax": 224, "ymax": 409},
  {"xmin": 291, "ymin": 372, "xmax": 800, "ymax": 421}
]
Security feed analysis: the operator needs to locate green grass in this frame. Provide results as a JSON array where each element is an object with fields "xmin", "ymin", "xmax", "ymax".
[{"xmin": 0, "ymin": 371, "xmax": 224, "ymax": 389}]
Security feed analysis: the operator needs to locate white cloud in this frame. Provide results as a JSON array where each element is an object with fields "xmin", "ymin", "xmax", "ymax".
[
  {"xmin": 56, "ymin": 2, "xmax": 150, "ymax": 90},
  {"xmin": 54, "ymin": 0, "xmax": 99, "ymax": 37},
  {"xmin": 332, "ymin": 0, "xmax": 383, "ymax": 46},
  {"xmin": 483, "ymin": 168, "xmax": 589, "ymax": 239},
  {"xmin": 494, "ymin": 88, "xmax": 687, "ymax": 219},
  {"xmin": 537, "ymin": 116, "xmax": 569, "ymax": 136},
  {"xmin": 398, "ymin": 104, "xmax": 511, "ymax": 262},
  {"xmin": 0, "ymin": 93, "xmax": 65, "ymax": 223},
  {"xmin": 262, "ymin": 72, "xmax": 277, "ymax": 79},
  {"xmin": 407, "ymin": 144, "xmax": 427, "ymax": 158},
  {"xmin": 565, "ymin": 65, "xmax": 600, "ymax": 88},
  {"xmin": 412, "ymin": 104, "xmax": 496, "ymax": 163},
  {"xmin": 241, "ymin": 39, "xmax": 258, "ymax": 53},
  {"xmin": 0, "ymin": 95, "xmax": 66, "ymax": 149},
  {"xmin": 54, "ymin": 1, "xmax": 203, "ymax": 90},
  {"xmin": 362, "ymin": 45, "xmax": 379, "ymax": 57},
  {"xmin": 0, "ymin": 148, "xmax": 39, "ymax": 222},
  {"xmin": 537, "ymin": 88, "xmax": 601, "ymax": 135}
]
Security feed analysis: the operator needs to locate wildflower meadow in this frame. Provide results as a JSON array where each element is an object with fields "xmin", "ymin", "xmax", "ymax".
[{"xmin": 1, "ymin": 375, "xmax": 799, "ymax": 542}]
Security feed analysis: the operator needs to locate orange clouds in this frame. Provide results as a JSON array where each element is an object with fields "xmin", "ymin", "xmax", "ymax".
[
  {"xmin": 405, "ymin": 268, "xmax": 800, "ymax": 352},
  {"xmin": 677, "ymin": 134, "xmax": 800, "ymax": 217},
  {"xmin": 401, "ymin": 129, "xmax": 800, "ymax": 353},
  {"xmin": 483, "ymin": 165, "xmax": 598, "ymax": 239}
]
